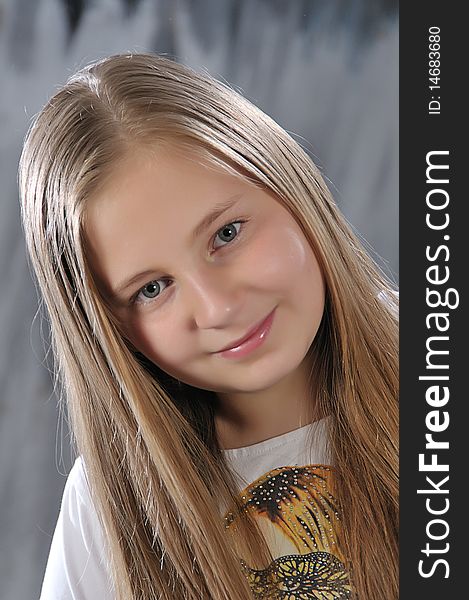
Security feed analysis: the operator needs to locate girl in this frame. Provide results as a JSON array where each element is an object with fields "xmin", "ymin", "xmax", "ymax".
[{"xmin": 19, "ymin": 52, "xmax": 398, "ymax": 600}]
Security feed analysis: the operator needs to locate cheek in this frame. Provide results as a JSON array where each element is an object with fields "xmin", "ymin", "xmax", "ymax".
[
  {"xmin": 250, "ymin": 224, "xmax": 323, "ymax": 294},
  {"xmin": 122, "ymin": 314, "xmax": 183, "ymax": 367}
]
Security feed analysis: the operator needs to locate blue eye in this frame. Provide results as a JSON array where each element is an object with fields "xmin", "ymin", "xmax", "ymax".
[
  {"xmin": 212, "ymin": 221, "xmax": 244, "ymax": 250},
  {"xmin": 134, "ymin": 279, "xmax": 170, "ymax": 305},
  {"xmin": 132, "ymin": 219, "xmax": 247, "ymax": 307}
]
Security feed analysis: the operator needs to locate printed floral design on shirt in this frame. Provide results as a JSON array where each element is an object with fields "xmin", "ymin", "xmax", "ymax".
[{"xmin": 224, "ymin": 465, "xmax": 351, "ymax": 599}]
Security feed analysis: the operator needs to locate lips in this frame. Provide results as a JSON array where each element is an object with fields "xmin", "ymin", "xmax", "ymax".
[{"xmin": 217, "ymin": 308, "xmax": 276, "ymax": 352}]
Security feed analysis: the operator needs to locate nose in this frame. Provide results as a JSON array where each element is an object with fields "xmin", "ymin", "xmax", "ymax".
[{"xmin": 183, "ymin": 265, "xmax": 244, "ymax": 330}]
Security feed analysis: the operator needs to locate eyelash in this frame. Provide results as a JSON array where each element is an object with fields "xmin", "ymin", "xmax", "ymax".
[{"xmin": 131, "ymin": 219, "xmax": 249, "ymax": 307}]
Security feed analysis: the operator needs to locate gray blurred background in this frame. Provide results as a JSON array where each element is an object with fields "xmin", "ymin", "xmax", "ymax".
[{"xmin": 0, "ymin": 1, "xmax": 398, "ymax": 598}]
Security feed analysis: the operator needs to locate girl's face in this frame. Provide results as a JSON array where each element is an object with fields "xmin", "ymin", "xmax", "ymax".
[{"xmin": 84, "ymin": 146, "xmax": 325, "ymax": 396}]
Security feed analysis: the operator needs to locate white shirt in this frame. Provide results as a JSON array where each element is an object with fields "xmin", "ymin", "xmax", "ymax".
[{"xmin": 39, "ymin": 458, "xmax": 114, "ymax": 599}]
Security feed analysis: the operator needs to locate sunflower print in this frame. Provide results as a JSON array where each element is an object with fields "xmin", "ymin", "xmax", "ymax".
[{"xmin": 223, "ymin": 465, "xmax": 352, "ymax": 599}]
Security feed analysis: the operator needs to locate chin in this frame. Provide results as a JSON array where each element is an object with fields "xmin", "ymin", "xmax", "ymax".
[{"xmin": 223, "ymin": 360, "xmax": 300, "ymax": 394}]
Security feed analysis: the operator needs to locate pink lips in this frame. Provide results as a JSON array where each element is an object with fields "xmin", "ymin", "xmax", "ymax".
[{"xmin": 216, "ymin": 308, "xmax": 276, "ymax": 359}]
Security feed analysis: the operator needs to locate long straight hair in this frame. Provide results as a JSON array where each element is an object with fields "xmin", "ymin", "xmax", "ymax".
[{"xmin": 19, "ymin": 53, "xmax": 398, "ymax": 599}]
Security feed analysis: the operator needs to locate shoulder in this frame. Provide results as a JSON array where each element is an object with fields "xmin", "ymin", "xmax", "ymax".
[
  {"xmin": 39, "ymin": 457, "xmax": 115, "ymax": 599},
  {"xmin": 61, "ymin": 456, "xmax": 90, "ymax": 510}
]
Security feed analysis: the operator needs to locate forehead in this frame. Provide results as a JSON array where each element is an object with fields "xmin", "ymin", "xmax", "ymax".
[
  {"xmin": 85, "ymin": 144, "xmax": 253, "ymax": 219},
  {"xmin": 82, "ymin": 146, "xmax": 280, "ymax": 294},
  {"xmin": 83, "ymin": 147, "xmax": 257, "ymax": 243}
]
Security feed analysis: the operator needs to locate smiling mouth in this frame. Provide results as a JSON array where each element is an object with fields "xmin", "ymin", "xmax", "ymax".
[{"xmin": 215, "ymin": 308, "xmax": 277, "ymax": 353}]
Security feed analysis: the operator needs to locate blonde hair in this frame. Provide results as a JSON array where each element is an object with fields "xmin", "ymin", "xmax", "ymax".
[{"xmin": 19, "ymin": 53, "xmax": 398, "ymax": 599}]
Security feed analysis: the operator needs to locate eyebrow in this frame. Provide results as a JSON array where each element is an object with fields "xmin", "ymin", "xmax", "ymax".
[
  {"xmin": 111, "ymin": 193, "xmax": 244, "ymax": 298},
  {"xmin": 191, "ymin": 193, "xmax": 244, "ymax": 241}
]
